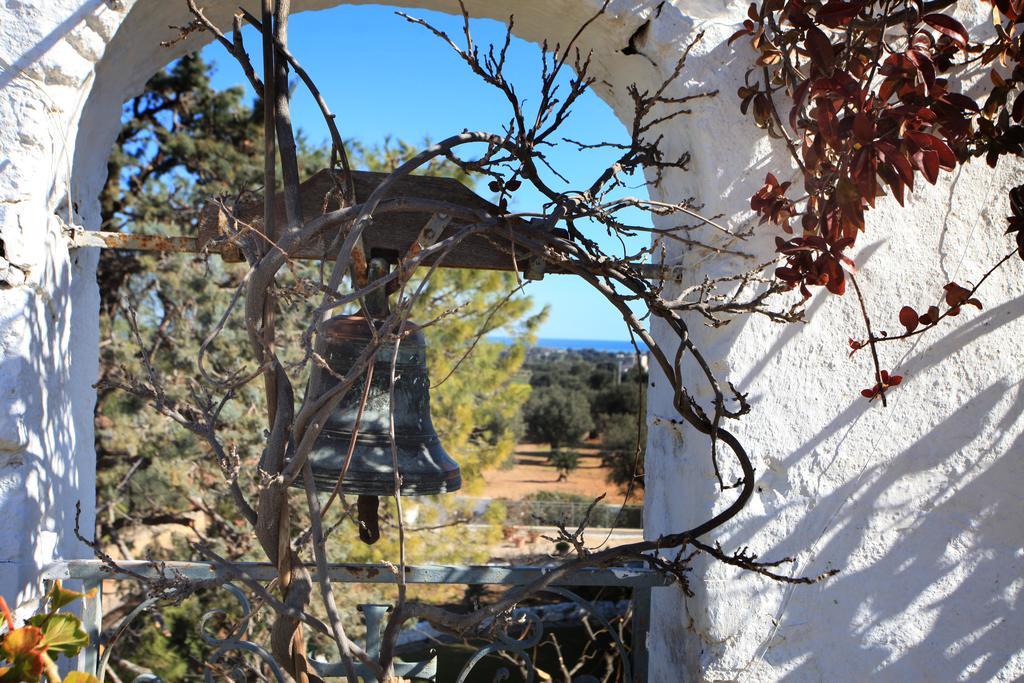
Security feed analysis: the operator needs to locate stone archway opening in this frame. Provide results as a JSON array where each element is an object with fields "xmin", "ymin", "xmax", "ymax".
[
  {"xmin": 85, "ymin": 0, "xmax": 661, "ymax": 553},
  {"xmin": 55, "ymin": 0, "xmax": 705, "ymax": 676},
  {"xmin": 75, "ymin": 0, "xmax": 681, "ymax": 543},
  {"xmin": 61, "ymin": 2, "xmax": 696, "ymax": 679},
  {"xmin": 7, "ymin": 1, "xmax": 818, "ymax": 679}
]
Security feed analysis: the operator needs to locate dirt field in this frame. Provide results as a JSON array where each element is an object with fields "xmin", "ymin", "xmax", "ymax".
[{"xmin": 481, "ymin": 442, "xmax": 643, "ymax": 504}]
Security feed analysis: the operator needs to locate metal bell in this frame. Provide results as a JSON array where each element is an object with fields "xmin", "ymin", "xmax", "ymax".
[{"xmin": 305, "ymin": 314, "xmax": 462, "ymax": 498}]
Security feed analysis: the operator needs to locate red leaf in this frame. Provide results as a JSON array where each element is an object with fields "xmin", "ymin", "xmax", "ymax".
[
  {"xmin": 907, "ymin": 48, "xmax": 937, "ymax": 91},
  {"xmin": 817, "ymin": 0, "xmax": 864, "ymax": 27},
  {"xmin": 915, "ymin": 149, "xmax": 940, "ymax": 184},
  {"xmin": 753, "ymin": 94, "xmax": 773, "ymax": 127},
  {"xmin": 944, "ymin": 92, "xmax": 980, "ymax": 113},
  {"xmin": 1013, "ymin": 90, "xmax": 1024, "ymax": 123},
  {"xmin": 929, "ymin": 135, "xmax": 957, "ymax": 169},
  {"xmin": 775, "ymin": 266, "xmax": 801, "ymax": 282},
  {"xmin": 821, "ymin": 255, "xmax": 847, "ymax": 295},
  {"xmin": 862, "ymin": 371, "xmax": 904, "ymax": 401},
  {"xmin": 836, "ymin": 177, "xmax": 865, "ymax": 234},
  {"xmin": 905, "ymin": 131, "xmax": 956, "ymax": 170},
  {"xmin": 922, "ymin": 13, "xmax": 970, "ymax": 48},
  {"xmin": 888, "ymin": 174, "xmax": 906, "ymax": 205},
  {"xmin": 728, "ymin": 22, "xmax": 755, "ymax": 45},
  {"xmin": 852, "ymin": 112, "xmax": 874, "ymax": 142},
  {"xmin": 790, "ymin": 80, "xmax": 812, "ymax": 130},
  {"xmin": 805, "ymin": 26, "xmax": 836, "ymax": 74},
  {"xmin": 943, "ymin": 281, "xmax": 972, "ymax": 307},
  {"xmin": 889, "ymin": 150, "xmax": 915, "ymax": 188},
  {"xmin": 899, "ymin": 306, "xmax": 920, "ymax": 332},
  {"xmin": 918, "ymin": 305, "xmax": 941, "ymax": 325}
]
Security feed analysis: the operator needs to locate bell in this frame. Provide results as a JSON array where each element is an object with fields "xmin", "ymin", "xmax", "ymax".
[{"xmin": 305, "ymin": 315, "xmax": 462, "ymax": 498}]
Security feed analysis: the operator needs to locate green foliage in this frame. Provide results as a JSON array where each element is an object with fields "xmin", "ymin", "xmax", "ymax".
[
  {"xmin": 520, "ymin": 491, "xmax": 592, "ymax": 503},
  {"xmin": 0, "ymin": 583, "xmax": 98, "ymax": 683},
  {"xmin": 592, "ymin": 382, "xmax": 643, "ymax": 418},
  {"xmin": 512, "ymin": 491, "xmax": 642, "ymax": 528},
  {"xmin": 547, "ymin": 448, "xmax": 580, "ymax": 481},
  {"xmin": 600, "ymin": 412, "xmax": 646, "ymax": 491},
  {"xmin": 107, "ymin": 592, "xmax": 238, "ymax": 682},
  {"xmin": 520, "ymin": 348, "xmax": 646, "ymax": 490},
  {"xmin": 522, "ymin": 385, "xmax": 593, "ymax": 449}
]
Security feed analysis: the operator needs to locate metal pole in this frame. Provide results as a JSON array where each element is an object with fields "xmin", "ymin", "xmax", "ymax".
[
  {"xmin": 78, "ymin": 576, "xmax": 102, "ymax": 676},
  {"xmin": 632, "ymin": 586, "xmax": 652, "ymax": 683}
]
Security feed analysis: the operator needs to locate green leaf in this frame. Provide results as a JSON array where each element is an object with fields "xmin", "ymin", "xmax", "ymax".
[
  {"xmin": 47, "ymin": 581, "xmax": 94, "ymax": 612},
  {"xmin": 33, "ymin": 613, "xmax": 89, "ymax": 657}
]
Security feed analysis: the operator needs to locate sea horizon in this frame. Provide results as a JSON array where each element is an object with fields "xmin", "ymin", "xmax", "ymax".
[{"xmin": 488, "ymin": 335, "xmax": 648, "ymax": 354}]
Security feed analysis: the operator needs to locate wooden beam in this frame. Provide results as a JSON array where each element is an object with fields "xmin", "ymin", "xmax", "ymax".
[
  {"xmin": 197, "ymin": 169, "xmax": 543, "ymax": 271},
  {"xmin": 68, "ymin": 169, "xmax": 690, "ymax": 281}
]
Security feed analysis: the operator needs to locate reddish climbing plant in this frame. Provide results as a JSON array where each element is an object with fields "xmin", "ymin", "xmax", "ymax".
[{"xmin": 732, "ymin": 0, "xmax": 1024, "ymax": 402}]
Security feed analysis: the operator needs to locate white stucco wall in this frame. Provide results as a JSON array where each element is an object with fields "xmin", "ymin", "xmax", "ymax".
[{"xmin": 0, "ymin": 0, "xmax": 1020, "ymax": 680}]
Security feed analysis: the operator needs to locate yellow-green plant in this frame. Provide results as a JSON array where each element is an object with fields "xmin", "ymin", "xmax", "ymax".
[{"xmin": 0, "ymin": 582, "xmax": 98, "ymax": 683}]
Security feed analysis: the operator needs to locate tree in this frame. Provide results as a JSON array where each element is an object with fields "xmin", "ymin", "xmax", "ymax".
[
  {"xmin": 601, "ymin": 412, "xmax": 646, "ymax": 491},
  {"xmin": 548, "ymin": 449, "xmax": 580, "ymax": 482},
  {"xmin": 97, "ymin": 54, "xmax": 271, "ymax": 561},
  {"xmin": 523, "ymin": 385, "xmax": 594, "ymax": 450}
]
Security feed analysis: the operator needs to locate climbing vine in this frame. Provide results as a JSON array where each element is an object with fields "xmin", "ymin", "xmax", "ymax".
[{"xmin": 732, "ymin": 0, "xmax": 1024, "ymax": 401}]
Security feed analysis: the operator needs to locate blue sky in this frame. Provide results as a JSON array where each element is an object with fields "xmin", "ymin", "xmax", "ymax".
[{"xmin": 203, "ymin": 4, "xmax": 651, "ymax": 341}]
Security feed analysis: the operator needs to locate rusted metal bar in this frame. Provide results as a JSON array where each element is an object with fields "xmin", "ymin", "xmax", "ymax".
[{"xmin": 64, "ymin": 228, "xmax": 204, "ymax": 254}]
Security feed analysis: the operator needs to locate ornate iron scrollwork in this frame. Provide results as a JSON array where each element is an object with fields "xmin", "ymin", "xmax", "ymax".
[
  {"xmin": 455, "ymin": 587, "xmax": 634, "ymax": 683},
  {"xmin": 199, "ymin": 584, "xmax": 286, "ymax": 683}
]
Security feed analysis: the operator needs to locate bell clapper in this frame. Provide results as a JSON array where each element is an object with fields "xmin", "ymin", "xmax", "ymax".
[{"xmin": 357, "ymin": 494, "xmax": 382, "ymax": 545}]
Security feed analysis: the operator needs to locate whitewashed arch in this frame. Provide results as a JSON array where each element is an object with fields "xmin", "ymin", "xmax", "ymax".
[{"xmin": 1, "ymin": 1, "xmax": 1021, "ymax": 680}]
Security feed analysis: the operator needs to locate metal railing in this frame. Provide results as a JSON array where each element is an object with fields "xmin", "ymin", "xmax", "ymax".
[{"xmin": 41, "ymin": 559, "xmax": 673, "ymax": 682}]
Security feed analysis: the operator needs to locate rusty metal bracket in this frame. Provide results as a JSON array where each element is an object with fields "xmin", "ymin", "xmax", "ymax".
[
  {"xmin": 395, "ymin": 211, "xmax": 451, "ymax": 286},
  {"xmin": 64, "ymin": 227, "xmax": 204, "ymax": 254}
]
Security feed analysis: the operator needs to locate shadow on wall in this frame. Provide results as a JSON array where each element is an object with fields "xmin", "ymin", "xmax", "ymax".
[
  {"xmin": 0, "ymin": 233, "xmax": 98, "ymax": 609},
  {"xmin": 0, "ymin": 0, "xmax": 108, "ymax": 91},
  {"xmin": 774, "ymin": 382, "xmax": 1023, "ymax": 681},
  {"xmin": 0, "ymin": 0, "xmax": 107, "ymax": 606},
  {"xmin": 721, "ymin": 293, "xmax": 1024, "ymax": 680}
]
